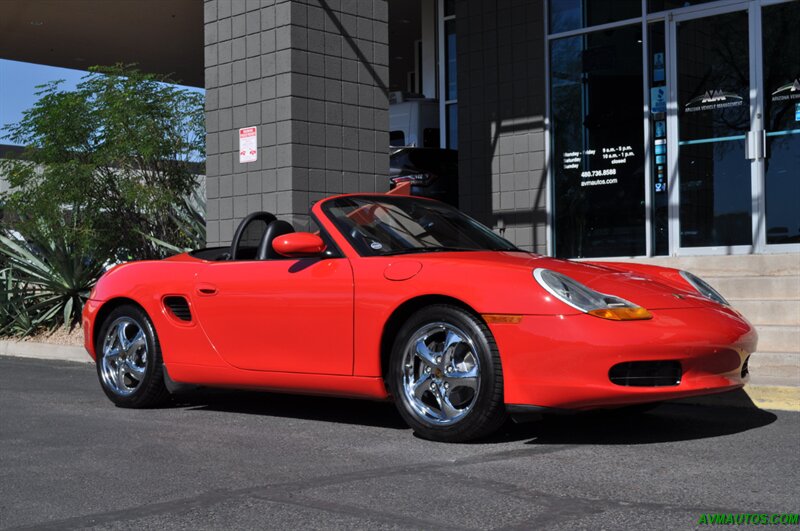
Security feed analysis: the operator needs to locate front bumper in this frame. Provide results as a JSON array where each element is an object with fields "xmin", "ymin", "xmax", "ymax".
[{"xmin": 489, "ymin": 306, "xmax": 757, "ymax": 410}]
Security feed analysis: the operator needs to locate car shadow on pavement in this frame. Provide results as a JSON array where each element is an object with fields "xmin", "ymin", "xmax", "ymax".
[
  {"xmin": 174, "ymin": 389, "xmax": 409, "ymax": 430},
  {"xmin": 486, "ymin": 402, "xmax": 778, "ymax": 445},
  {"xmin": 169, "ymin": 388, "xmax": 778, "ymax": 443}
]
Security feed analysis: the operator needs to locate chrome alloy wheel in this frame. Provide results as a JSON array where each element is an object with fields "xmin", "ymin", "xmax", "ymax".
[
  {"xmin": 401, "ymin": 322, "xmax": 481, "ymax": 426},
  {"xmin": 100, "ymin": 317, "xmax": 148, "ymax": 396}
]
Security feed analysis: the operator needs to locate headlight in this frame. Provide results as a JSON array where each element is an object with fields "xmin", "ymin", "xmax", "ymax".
[
  {"xmin": 533, "ymin": 268, "xmax": 652, "ymax": 321},
  {"xmin": 679, "ymin": 270, "xmax": 729, "ymax": 306}
]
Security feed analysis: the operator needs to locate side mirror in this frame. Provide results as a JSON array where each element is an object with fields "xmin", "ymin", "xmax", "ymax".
[{"xmin": 272, "ymin": 232, "xmax": 326, "ymax": 258}]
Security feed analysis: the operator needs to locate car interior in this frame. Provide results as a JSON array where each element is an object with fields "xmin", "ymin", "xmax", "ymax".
[
  {"xmin": 190, "ymin": 211, "xmax": 294, "ymax": 261},
  {"xmin": 189, "ymin": 211, "xmax": 338, "ymax": 262}
]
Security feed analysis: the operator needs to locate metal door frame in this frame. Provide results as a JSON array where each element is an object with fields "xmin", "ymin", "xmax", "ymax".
[
  {"xmin": 666, "ymin": 1, "xmax": 757, "ymax": 256},
  {"xmin": 666, "ymin": 0, "xmax": 798, "ymax": 256},
  {"xmin": 759, "ymin": 0, "xmax": 800, "ymax": 254}
]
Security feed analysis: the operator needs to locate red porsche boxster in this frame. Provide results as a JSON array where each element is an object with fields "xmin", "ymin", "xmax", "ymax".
[{"xmin": 83, "ymin": 187, "xmax": 757, "ymax": 442}]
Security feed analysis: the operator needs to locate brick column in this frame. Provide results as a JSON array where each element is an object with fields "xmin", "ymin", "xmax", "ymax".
[{"xmin": 203, "ymin": 0, "xmax": 389, "ymax": 246}]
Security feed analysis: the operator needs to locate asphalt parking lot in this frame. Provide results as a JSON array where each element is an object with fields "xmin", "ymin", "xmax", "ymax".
[{"xmin": 1, "ymin": 355, "xmax": 798, "ymax": 530}]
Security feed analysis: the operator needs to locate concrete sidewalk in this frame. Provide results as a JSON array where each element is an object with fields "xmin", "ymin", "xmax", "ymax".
[
  {"xmin": 2, "ymin": 339, "xmax": 798, "ymax": 412},
  {"xmin": 0, "ymin": 339, "xmax": 91, "ymax": 364}
]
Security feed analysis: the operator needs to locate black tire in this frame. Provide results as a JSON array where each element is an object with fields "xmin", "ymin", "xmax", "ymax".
[
  {"xmin": 387, "ymin": 304, "xmax": 506, "ymax": 442},
  {"xmin": 95, "ymin": 304, "xmax": 170, "ymax": 408}
]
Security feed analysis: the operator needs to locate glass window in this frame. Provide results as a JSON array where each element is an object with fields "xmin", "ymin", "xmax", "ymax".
[
  {"xmin": 550, "ymin": 25, "xmax": 646, "ymax": 258},
  {"xmin": 440, "ymin": 4, "xmax": 457, "ymax": 151},
  {"xmin": 444, "ymin": 19, "xmax": 457, "ymax": 101},
  {"xmin": 446, "ymin": 103, "xmax": 457, "ymax": 150},
  {"xmin": 647, "ymin": 0, "xmax": 720, "ymax": 14},
  {"xmin": 762, "ymin": 1, "xmax": 800, "ymax": 245},
  {"xmin": 549, "ymin": 0, "xmax": 640, "ymax": 34},
  {"xmin": 390, "ymin": 130, "xmax": 406, "ymax": 147},
  {"xmin": 676, "ymin": 11, "xmax": 751, "ymax": 247}
]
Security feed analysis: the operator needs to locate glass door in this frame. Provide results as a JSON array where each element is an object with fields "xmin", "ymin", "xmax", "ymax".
[
  {"xmin": 761, "ymin": 1, "xmax": 800, "ymax": 249},
  {"xmin": 671, "ymin": 7, "xmax": 755, "ymax": 253}
]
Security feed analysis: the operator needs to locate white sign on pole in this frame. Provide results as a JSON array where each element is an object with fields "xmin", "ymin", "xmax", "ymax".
[{"xmin": 239, "ymin": 127, "xmax": 257, "ymax": 163}]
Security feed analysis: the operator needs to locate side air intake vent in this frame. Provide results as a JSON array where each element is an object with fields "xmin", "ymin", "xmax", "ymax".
[
  {"xmin": 164, "ymin": 296, "xmax": 192, "ymax": 322},
  {"xmin": 609, "ymin": 361, "xmax": 681, "ymax": 387}
]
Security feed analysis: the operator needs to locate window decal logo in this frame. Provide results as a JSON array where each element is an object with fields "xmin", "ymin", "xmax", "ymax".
[
  {"xmin": 771, "ymin": 78, "xmax": 800, "ymax": 102},
  {"xmin": 685, "ymin": 90, "xmax": 743, "ymax": 112}
]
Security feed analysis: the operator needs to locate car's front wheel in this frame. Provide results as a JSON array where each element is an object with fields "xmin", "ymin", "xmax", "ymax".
[
  {"xmin": 388, "ymin": 304, "xmax": 506, "ymax": 442},
  {"xmin": 95, "ymin": 304, "xmax": 170, "ymax": 408}
]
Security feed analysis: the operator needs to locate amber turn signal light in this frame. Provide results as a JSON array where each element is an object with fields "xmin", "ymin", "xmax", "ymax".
[
  {"xmin": 587, "ymin": 307, "xmax": 653, "ymax": 321},
  {"xmin": 482, "ymin": 314, "xmax": 523, "ymax": 324}
]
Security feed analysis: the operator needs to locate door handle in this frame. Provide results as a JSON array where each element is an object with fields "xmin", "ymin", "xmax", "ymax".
[{"xmin": 196, "ymin": 283, "xmax": 218, "ymax": 296}]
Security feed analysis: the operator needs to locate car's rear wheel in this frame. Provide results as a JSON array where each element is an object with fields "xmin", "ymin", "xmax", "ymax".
[
  {"xmin": 95, "ymin": 304, "xmax": 170, "ymax": 408},
  {"xmin": 388, "ymin": 304, "xmax": 506, "ymax": 442}
]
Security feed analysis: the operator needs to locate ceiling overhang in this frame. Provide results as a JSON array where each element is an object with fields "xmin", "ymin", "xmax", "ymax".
[{"xmin": 0, "ymin": 0, "xmax": 203, "ymax": 87}]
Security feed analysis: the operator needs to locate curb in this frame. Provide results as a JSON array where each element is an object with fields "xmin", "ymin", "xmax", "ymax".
[
  {"xmin": 673, "ymin": 386, "xmax": 800, "ymax": 413},
  {"xmin": 1, "ymin": 340, "xmax": 798, "ymax": 412},
  {"xmin": 742, "ymin": 385, "xmax": 800, "ymax": 412},
  {"xmin": 0, "ymin": 339, "xmax": 92, "ymax": 364}
]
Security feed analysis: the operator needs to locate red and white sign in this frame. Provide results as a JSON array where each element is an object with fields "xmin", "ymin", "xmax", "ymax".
[{"xmin": 239, "ymin": 126, "xmax": 258, "ymax": 163}]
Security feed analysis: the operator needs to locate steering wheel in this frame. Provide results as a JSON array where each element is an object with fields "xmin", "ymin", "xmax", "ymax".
[{"xmin": 229, "ymin": 212, "xmax": 277, "ymax": 260}]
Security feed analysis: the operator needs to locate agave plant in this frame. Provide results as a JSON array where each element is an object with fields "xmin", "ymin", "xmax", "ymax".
[
  {"xmin": 0, "ymin": 267, "xmax": 38, "ymax": 336},
  {"xmin": 143, "ymin": 188, "xmax": 206, "ymax": 255},
  {"xmin": 0, "ymin": 229, "xmax": 105, "ymax": 335}
]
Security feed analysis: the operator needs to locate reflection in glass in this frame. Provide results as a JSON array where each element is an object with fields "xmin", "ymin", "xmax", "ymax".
[
  {"xmin": 446, "ymin": 103, "xmax": 458, "ymax": 150},
  {"xmin": 763, "ymin": 2, "xmax": 800, "ymax": 245},
  {"xmin": 445, "ymin": 19, "xmax": 457, "ymax": 101},
  {"xmin": 550, "ymin": 25, "xmax": 645, "ymax": 258},
  {"xmin": 549, "ymin": 0, "xmax": 640, "ymax": 34},
  {"xmin": 679, "ymin": 142, "xmax": 752, "ymax": 247},
  {"xmin": 677, "ymin": 11, "xmax": 752, "ymax": 247}
]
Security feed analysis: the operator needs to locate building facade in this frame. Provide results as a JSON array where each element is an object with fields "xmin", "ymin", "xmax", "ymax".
[{"xmin": 203, "ymin": 0, "xmax": 800, "ymax": 261}]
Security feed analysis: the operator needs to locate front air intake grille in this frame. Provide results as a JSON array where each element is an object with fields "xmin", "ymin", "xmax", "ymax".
[
  {"xmin": 609, "ymin": 361, "xmax": 682, "ymax": 387},
  {"xmin": 164, "ymin": 296, "xmax": 192, "ymax": 322}
]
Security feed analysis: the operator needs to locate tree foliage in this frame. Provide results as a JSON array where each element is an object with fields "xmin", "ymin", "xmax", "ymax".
[
  {"xmin": 0, "ymin": 64, "xmax": 205, "ymax": 263},
  {"xmin": 0, "ymin": 65, "xmax": 205, "ymax": 335}
]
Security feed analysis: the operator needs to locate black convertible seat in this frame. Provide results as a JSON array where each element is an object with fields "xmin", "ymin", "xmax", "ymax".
[
  {"xmin": 230, "ymin": 211, "xmax": 277, "ymax": 260},
  {"xmin": 258, "ymin": 220, "xmax": 295, "ymax": 259}
]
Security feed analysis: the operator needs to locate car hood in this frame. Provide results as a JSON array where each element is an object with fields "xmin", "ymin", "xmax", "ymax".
[{"xmin": 413, "ymin": 251, "xmax": 706, "ymax": 311}]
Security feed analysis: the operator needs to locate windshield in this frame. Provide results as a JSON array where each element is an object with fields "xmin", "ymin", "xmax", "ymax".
[{"xmin": 322, "ymin": 196, "xmax": 519, "ymax": 256}]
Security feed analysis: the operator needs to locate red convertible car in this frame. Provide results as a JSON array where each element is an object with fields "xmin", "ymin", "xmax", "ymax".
[{"xmin": 83, "ymin": 187, "xmax": 757, "ymax": 442}]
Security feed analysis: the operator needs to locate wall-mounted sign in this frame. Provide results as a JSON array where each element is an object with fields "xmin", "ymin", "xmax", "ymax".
[
  {"xmin": 653, "ymin": 53, "xmax": 665, "ymax": 83},
  {"xmin": 239, "ymin": 127, "xmax": 258, "ymax": 163},
  {"xmin": 654, "ymin": 120, "xmax": 666, "ymax": 138},
  {"xmin": 651, "ymin": 87, "xmax": 667, "ymax": 114},
  {"xmin": 655, "ymin": 164, "xmax": 666, "ymax": 193}
]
